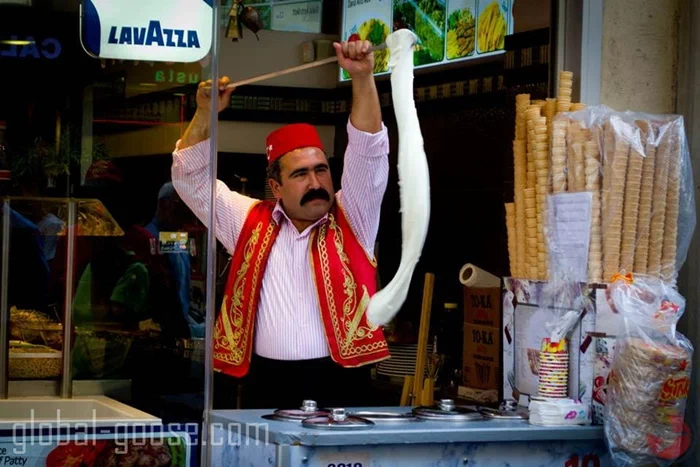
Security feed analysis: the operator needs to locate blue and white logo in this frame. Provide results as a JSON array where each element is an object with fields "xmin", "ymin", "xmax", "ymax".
[{"xmin": 80, "ymin": 0, "xmax": 213, "ymax": 62}]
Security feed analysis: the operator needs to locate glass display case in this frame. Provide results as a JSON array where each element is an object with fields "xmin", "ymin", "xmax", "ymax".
[{"xmin": 0, "ymin": 2, "xmax": 218, "ymax": 464}]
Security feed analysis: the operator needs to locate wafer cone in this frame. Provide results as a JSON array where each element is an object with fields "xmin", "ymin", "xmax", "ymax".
[
  {"xmin": 514, "ymin": 142, "xmax": 528, "ymax": 278},
  {"xmin": 603, "ymin": 123, "xmax": 631, "ymax": 281},
  {"xmin": 633, "ymin": 121, "xmax": 655, "ymax": 274},
  {"xmin": 585, "ymin": 134, "xmax": 603, "ymax": 283},
  {"xmin": 647, "ymin": 122, "xmax": 673, "ymax": 278},
  {"xmin": 661, "ymin": 120, "xmax": 683, "ymax": 283},
  {"xmin": 506, "ymin": 203, "xmax": 517, "ymax": 276},
  {"xmin": 619, "ymin": 122, "xmax": 645, "ymax": 273}
]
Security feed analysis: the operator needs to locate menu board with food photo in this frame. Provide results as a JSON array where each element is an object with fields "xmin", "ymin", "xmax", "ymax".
[
  {"xmin": 398, "ymin": 0, "xmax": 446, "ymax": 66},
  {"xmin": 476, "ymin": 0, "xmax": 508, "ymax": 54},
  {"xmin": 341, "ymin": 0, "xmax": 392, "ymax": 80},
  {"xmin": 446, "ymin": 0, "xmax": 476, "ymax": 60},
  {"xmin": 341, "ymin": 0, "xmax": 514, "ymax": 81}
]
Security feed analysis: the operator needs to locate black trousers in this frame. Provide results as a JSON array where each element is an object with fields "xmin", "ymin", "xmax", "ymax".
[{"xmin": 233, "ymin": 354, "xmax": 373, "ymax": 410}]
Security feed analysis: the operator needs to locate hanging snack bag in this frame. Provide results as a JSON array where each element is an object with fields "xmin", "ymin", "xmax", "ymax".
[{"xmin": 604, "ymin": 274, "xmax": 693, "ymax": 466}]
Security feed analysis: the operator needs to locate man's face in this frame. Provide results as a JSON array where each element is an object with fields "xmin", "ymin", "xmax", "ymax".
[{"xmin": 269, "ymin": 146, "xmax": 335, "ymax": 224}]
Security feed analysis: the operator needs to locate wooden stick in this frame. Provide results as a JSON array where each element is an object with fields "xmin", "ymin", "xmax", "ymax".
[
  {"xmin": 223, "ymin": 56, "xmax": 339, "ymax": 89},
  {"xmin": 412, "ymin": 272, "xmax": 435, "ymax": 406},
  {"xmin": 209, "ymin": 43, "xmax": 389, "ymax": 89}
]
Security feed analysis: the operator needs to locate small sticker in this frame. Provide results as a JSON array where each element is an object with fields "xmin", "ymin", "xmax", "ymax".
[
  {"xmin": 312, "ymin": 452, "xmax": 371, "ymax": 467},
  {"xmin": 159, "ymin": 231, "xmax": 189, "ymax": 254}
]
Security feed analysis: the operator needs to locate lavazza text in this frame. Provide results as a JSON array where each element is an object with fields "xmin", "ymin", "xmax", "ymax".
[{"xmin": 107, "ymin": 21, "xmax": 201, "ymax": 48}]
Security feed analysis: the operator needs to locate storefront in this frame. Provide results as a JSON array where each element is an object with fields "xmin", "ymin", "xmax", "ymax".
[{"xmin": 0, "ymin": 0, "xmax": 696, "ymax": 466}]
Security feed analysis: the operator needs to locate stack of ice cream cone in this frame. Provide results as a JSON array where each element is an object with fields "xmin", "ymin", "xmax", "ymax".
[
  {"xmin": 585, "ymin": 139, "xmax": 602, "ymax": 283},
  {"xmin": 557, "ymin": 71, "xmax": 573, "ymax": 112},
  {"xmin": 634, "ymin": 121, "xmax": 656, "ymax": 273},
  {"xmin": 505, "ymin": 202, "xmax": 517, "ymax": 275},
  {"xmin": 551, "ymin": 120, "xmax": 568, "ymax": 194},
  {"xmin": 506, "ymin": 70, "xmax": 688, "ymax": 286}
]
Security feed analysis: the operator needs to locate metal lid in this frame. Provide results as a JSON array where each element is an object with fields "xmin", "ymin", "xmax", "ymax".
[
  {"xmin": 479, "ymin": 407, "xmax": 529, "ymax": 420},
  {"xmin": 413, "ymin": 399, "xmax": 485, "ymax": 422},
  {"xmin": 348, "ymin": 411, "xmax": 417, "ymax": 422},
  {"xmin": 301, "ymin": 408, "xmax": 375, "ymax": 430},
  {"xmin": 268, "ymin": 400, "xmax": 329, "ymax": 421},
  {"xmin": 500, "ymin": 399, "xmax": 519, "ymax": 412}
]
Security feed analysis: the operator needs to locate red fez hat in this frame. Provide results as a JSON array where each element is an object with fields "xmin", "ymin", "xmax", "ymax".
[{"xmin": 265, "ymin": 123, "xmax": 324, "ymax": 166}]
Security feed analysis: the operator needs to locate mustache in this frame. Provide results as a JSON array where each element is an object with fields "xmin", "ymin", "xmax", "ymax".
[{"xmin": 300, "ymin": 188, "xmax": 330, "ymax": 206}]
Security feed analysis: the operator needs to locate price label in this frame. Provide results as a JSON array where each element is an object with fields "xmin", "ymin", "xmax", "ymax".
[{"xmin": 313, "ymin": 452, "xmax": 370, "ymax": 467}]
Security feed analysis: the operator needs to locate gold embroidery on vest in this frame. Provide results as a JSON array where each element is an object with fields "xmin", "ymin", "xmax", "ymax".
[
  {"xmin": 215, "ymin": 222, "xmax": 262, "ymax": 364},
  {"xmin": 241, "ymin": 221, "xmax": 276, "ymax": 361},
  {"xmin": 318, "ymin": 214, "xmax": 387, "ymax": 359}
]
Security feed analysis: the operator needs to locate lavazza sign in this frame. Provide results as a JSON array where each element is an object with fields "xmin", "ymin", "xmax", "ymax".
[{"xmin": 80, "ymin": 0, "xmax": 213, "ymax": 62}]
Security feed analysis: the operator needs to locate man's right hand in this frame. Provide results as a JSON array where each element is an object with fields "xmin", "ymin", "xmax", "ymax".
[
  {"xmin": 178, "ymin": 76, "xmax": 235, "ymax": 150},
  {"xmin": 196, "ymin": 76, "xmax": 235, "ymax": 113}
]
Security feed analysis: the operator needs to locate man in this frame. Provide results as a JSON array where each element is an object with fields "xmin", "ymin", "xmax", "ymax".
[
  {"xmin": 172, "ymin": 40, "xmax": 390, "ymax": 409},
  {"xmin": 146, "ymin": 183, "xmax": 203, "ymax": 338}
]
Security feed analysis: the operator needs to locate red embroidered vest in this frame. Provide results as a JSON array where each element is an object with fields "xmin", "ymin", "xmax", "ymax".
[{"xmin": 213, "ymin": 200, "xmax": 390, "ymax": 377}]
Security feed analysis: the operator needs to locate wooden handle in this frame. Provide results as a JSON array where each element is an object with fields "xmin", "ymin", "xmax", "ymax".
[
  {"xmin": 422, "ymin": 378, "xmax": 435, "ymax": 406},
  {"xmin": 412, "ymin": 272, "xmax": 435, "ymax": 406},
  {"xmin": 224, "ymin": 56, "xmax": 339, "ymax": 89},
  {"xmin": 400, "ymin": 375, "xmax": 414, "ymax": 406}
]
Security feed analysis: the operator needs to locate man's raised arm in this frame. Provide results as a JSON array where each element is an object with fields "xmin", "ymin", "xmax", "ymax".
[
  {"xmin": 171, "ymin": 77, "xmax": 254, "ymax": 253},
  {"xmin": 334, "ymin": 40, "xmax": 390, "ymax": 255}
]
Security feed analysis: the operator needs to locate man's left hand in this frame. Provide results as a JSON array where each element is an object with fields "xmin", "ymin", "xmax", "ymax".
[{"xmin": 333, "ymin": 40, "xmax": 375, "ymax": 79}]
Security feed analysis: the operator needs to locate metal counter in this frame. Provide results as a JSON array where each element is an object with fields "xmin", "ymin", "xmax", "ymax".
[{"xmin": 210, "ymin": 407, "xmax": 610, "ymax": 467}]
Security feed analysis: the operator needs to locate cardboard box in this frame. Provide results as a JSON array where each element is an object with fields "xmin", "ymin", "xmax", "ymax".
[
  {"xmin": 502, "ymin": 278, "xmax": 597, "ymax": 411},
  {"xmin": 464, "ymin": 287, "xmax": 501, "ymax": 327},
  {"xmin": 463, "ymin": 323, "xmax": 500, "ymax": 390},
  {"xmin": 461, "ymin": 286, "xmax": 502, "ymax": 403}
]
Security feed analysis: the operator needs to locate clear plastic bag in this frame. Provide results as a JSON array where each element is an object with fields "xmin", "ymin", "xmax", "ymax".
[
  {"xmin": 604, "ymin": 275, "xmax": 693, "ymax": 466},
  {"xmin": 549, "ymin": 105, "xmax": 696, "ymax": 286}
]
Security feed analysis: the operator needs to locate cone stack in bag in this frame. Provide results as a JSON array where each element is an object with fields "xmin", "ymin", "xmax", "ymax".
[
  {"xmin": 634, "ymin": 122, "xmax": 656, "ymax": 273},
  {"xmin": 551, "ymin": 119, "xmax": 568, "ymax": 194},
  {"xmin": 619, "ymin": 120, "xmax": 645, "ymax": 274},
  {"xmin": 661, "ymin": 121, "xmax": 683, "ymax": 282},
  {"xmin": 566, "ymin": 122, "xmax": 587, "ymax": 192},
  {"xmin": 603, "ymin": 123, "xmax": 631, "ymax": 281},
  {"xmin": 506, "ymin": 69, "xmax": 688, "ymax": 285},
  {"xmin": 585, "ymin": 139, "xmax": 602, "ymax": 283},
  {"xmin": 647, "ymin": 126, "xmax": 672, "ymax": 278}
]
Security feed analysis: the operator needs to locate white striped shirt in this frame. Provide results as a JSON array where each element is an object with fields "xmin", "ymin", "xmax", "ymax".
[{"xmin": 171, "ymin": 120, "xmax": 389, "ymax": 360}]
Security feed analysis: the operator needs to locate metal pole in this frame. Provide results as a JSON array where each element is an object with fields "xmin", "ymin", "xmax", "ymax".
[
  {"xmin": 201, "ymin": 0, "xmax": 220, "ymax": 464},
  {"xmin": 0, "ymin": 199, "xmax": 11, "ymax": 399},
  {"xmin": 61, "ymin": 200, "xmax": 77, "ymax": 398}
]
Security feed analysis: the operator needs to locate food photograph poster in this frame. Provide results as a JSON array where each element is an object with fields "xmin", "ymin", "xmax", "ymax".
[{"xmin": 341, "ymin": 0, "xmax": 515, "ymax": 81}]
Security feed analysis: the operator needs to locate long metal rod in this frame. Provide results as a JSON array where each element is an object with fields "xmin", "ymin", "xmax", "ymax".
[
  {"xmin": 209, "ymin": 43, "xmax": 384, "ymax": 90},
  {"xmin": 200, "ymin": 0, "xmax": 220, "ymax": 464},
  {"xmin": 0, "ymin": 199, "xmax": 11, "ymax": 399},
  {"xmin": 61, "ymin": 200, "xmax": 77, "ymax": 398}
]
